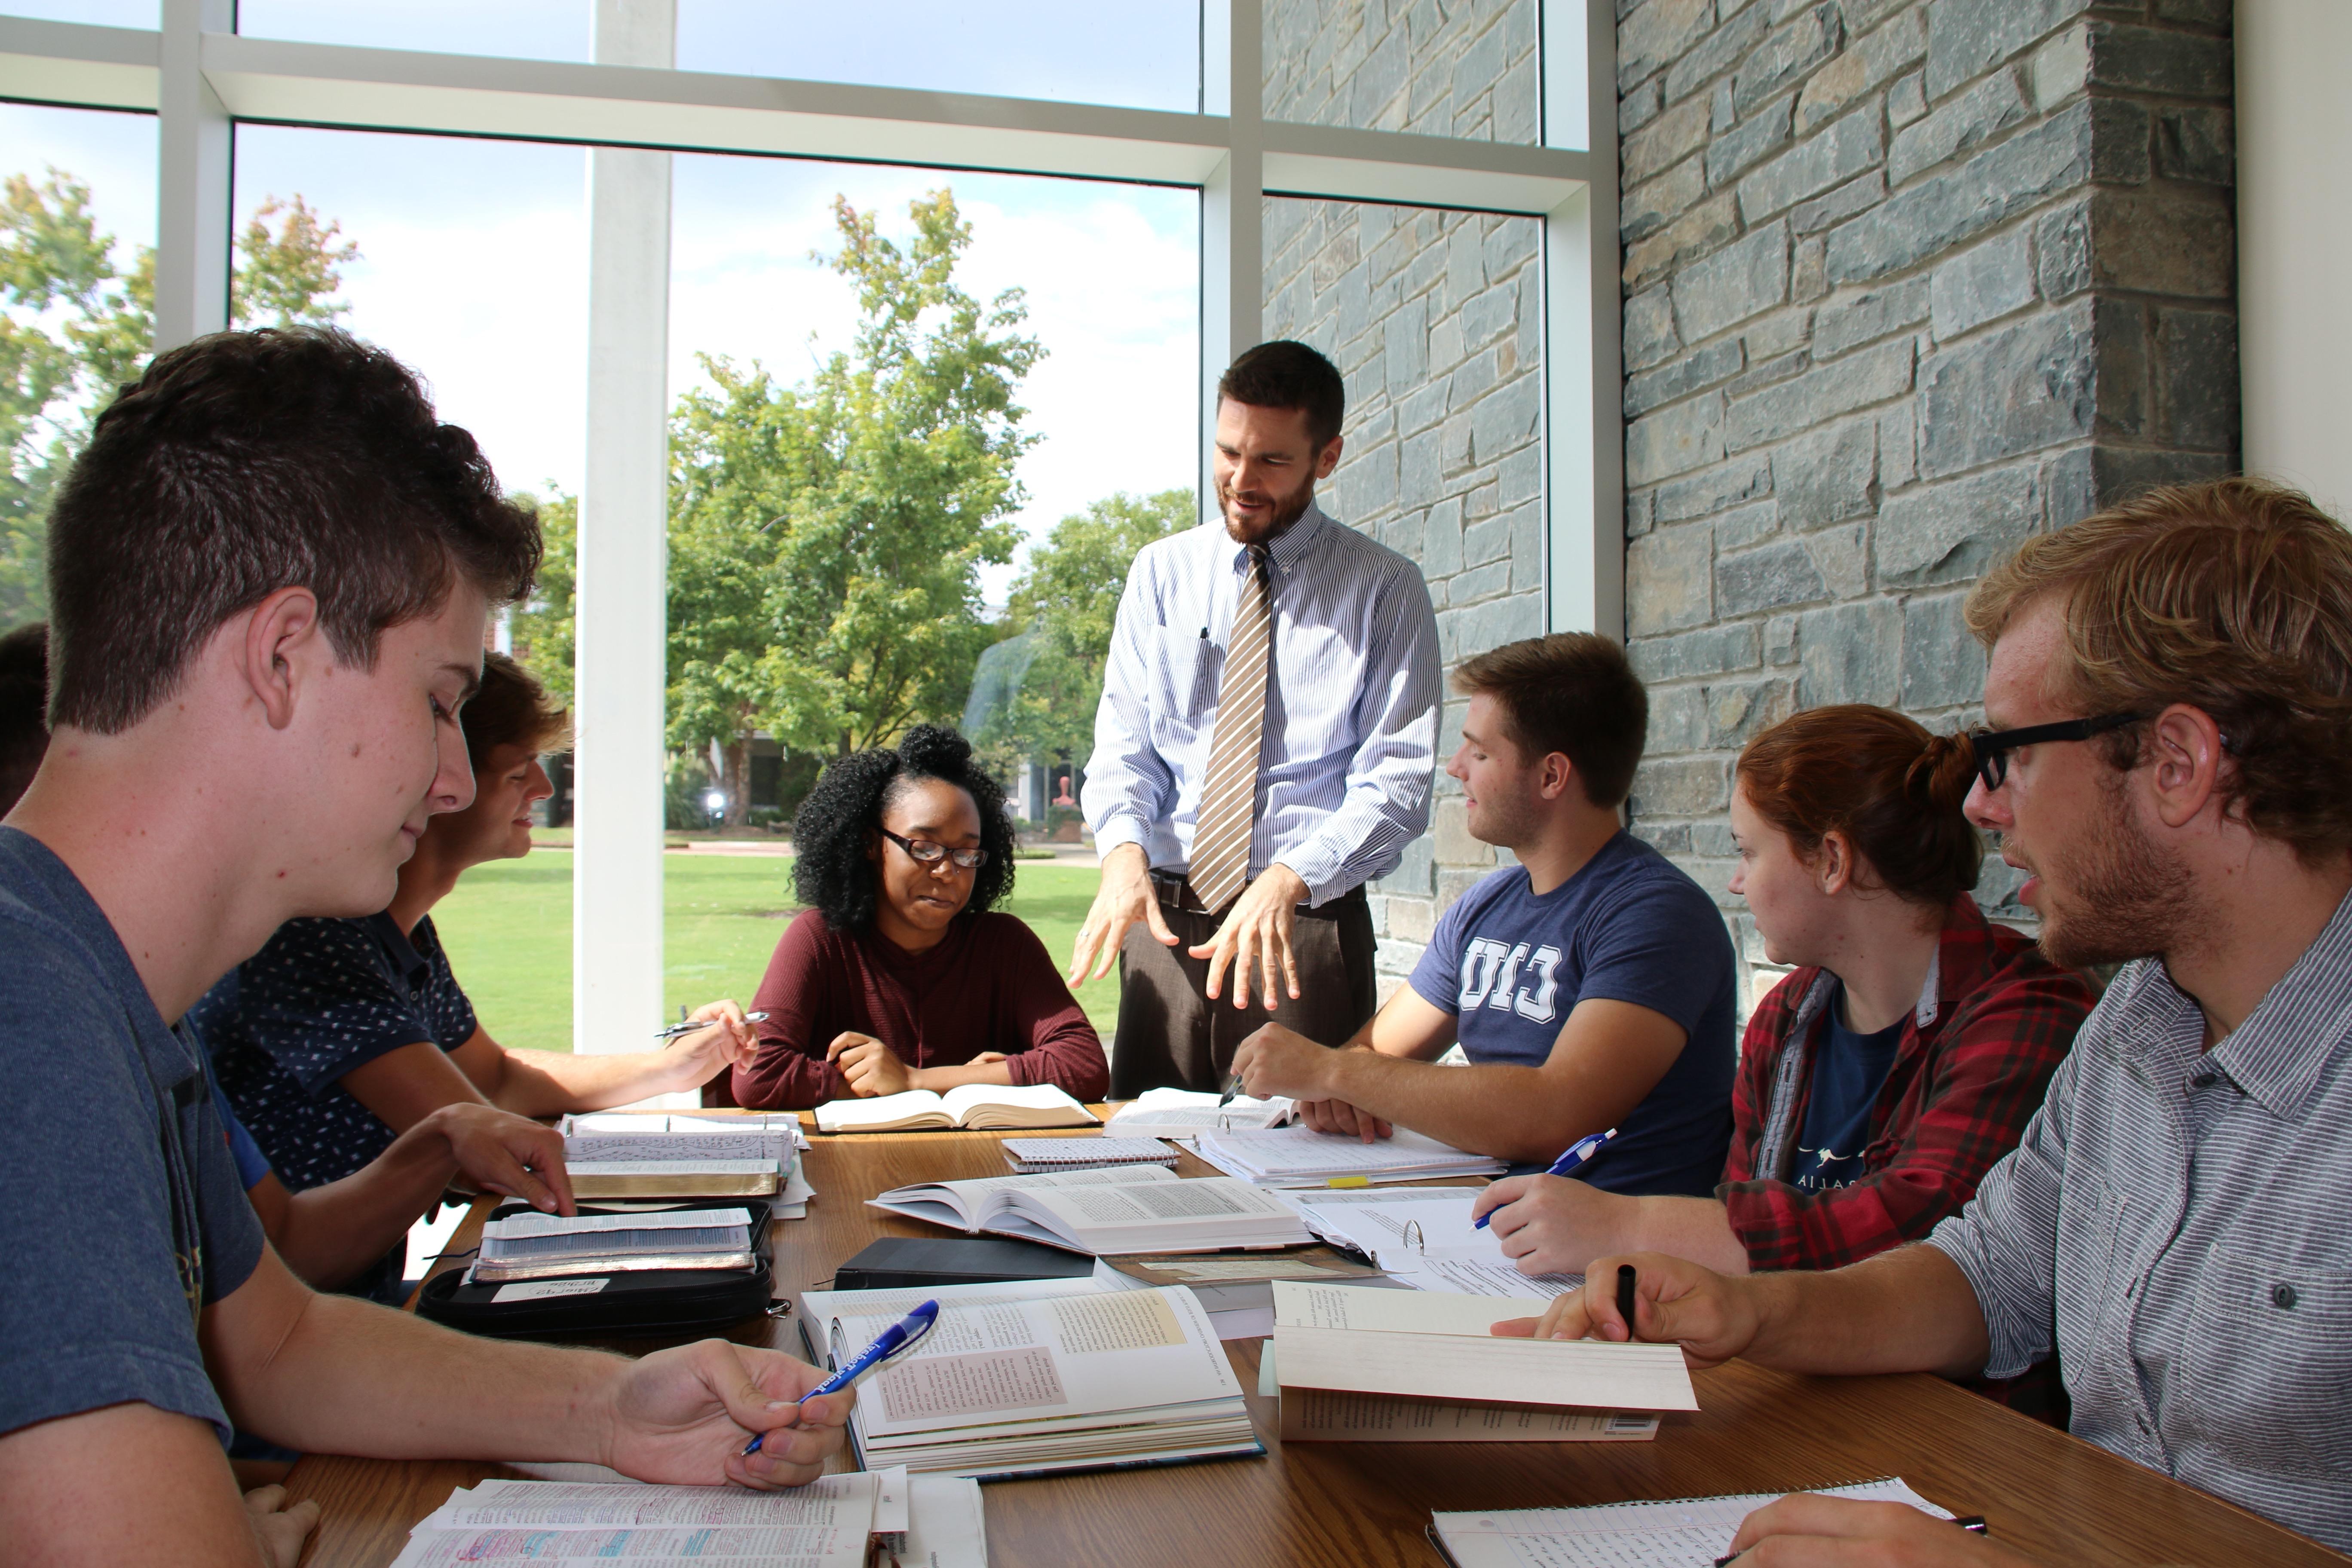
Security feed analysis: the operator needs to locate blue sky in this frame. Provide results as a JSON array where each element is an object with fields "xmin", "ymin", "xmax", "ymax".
[{"xmin": 6, "ymin": 75, "xmax": 1200, "ymax": 602}]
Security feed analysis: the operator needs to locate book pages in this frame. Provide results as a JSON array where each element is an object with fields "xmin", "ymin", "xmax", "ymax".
[{"xmin": 1270, "ymin": 1280, "xmax": 1698, "ymax": 1413}]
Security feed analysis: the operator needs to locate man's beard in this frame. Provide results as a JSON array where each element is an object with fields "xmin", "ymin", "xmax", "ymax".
[
  {"xmin": 2030, "ymin": 778, "xmax": 2192, "ymax": 969},
  {"xmin": 1218, "ymin": 474, "xmax": 1315, "ymax": 544}
]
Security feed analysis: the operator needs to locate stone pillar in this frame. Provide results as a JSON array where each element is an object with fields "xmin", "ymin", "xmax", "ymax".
[{"xmin": 1613, "ymin": 0, "xmax": 2236, "ymax": 1005}]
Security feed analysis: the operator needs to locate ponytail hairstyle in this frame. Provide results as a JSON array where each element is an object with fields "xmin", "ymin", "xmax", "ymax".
[
  {"xmin": 790, "ymin": 723, "xmax": 1016, "ymax": 932},
  {"xmin": 1733, "ymin": 704, "xmax": 1981, "ymax": 907}
]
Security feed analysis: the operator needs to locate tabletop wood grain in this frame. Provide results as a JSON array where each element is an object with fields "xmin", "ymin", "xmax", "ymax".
[{"xmin": 285, "ymin": 1119, "xmax": 2348, "ymax": 1568}]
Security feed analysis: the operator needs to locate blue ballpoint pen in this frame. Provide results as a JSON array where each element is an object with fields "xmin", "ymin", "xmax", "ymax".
[
  {"xmin": 1473, "ymin": 1127, "xmax": 1618, "ymax": 1229},
  {"xmin": 740, "ymin": 1299, "xmax": 939, "ymax": 1457}
]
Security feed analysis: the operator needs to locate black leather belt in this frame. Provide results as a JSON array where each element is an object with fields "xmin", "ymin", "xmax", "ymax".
[{"xmin": 1148, "ymin": 868, "xmax": 1364, "ymax": 916}]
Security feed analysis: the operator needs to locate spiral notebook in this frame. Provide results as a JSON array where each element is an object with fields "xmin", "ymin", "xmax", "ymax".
[{"xmin": 1427, "ymin": 1478, "xmax": 1954, "ymax": 1567}]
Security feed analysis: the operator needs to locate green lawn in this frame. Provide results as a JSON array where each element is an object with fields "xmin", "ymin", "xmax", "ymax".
[{"xmin": 431, "ymin": 850, "xmax": 1117, "ymax": 1053}]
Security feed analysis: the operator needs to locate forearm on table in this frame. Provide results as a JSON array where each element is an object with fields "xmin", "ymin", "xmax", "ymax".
[
  {"xmin": 910, "ymin": 1058, "xmax": 1014, "ymax": 1092},
  {"xmin": 1620, "ymin": 1196, "xmax": 1752, "ymax": 1276},
  {"xmin": 493, "ymin": 1046, "xmax": 695, "ymax": 1114},
  {"xmin": 274, "ymin": 1130, "xmax": 457, "ymax": 1288},
  {"xmin": 1323, "ymin": 1054, "xmax": 1589, "ymax": 1162},
  {"xmin": 209, "ymin": 1268, "xmax": 625, "ymax": 1462},
  {"xmin": 1740, "ymin": 1243, "xmax": 1991, "ymax": 1378}
]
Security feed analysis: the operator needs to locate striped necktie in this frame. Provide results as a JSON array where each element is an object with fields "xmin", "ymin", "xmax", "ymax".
[{"xmin": 1189, "ymin": 544, "xmax": 1272, "ymax": 915}]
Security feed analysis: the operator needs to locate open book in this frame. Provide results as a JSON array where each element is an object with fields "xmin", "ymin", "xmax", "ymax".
[
  {"xmin": 870, "ymin": 1163, "xmax": 1312, "ymax": 1254},
  {"xmin": 1105, "ymin": 1086, "xmax": 1296, "ymax": 1131},
  {"xmin": 1270, "ymin": 1280, "xmax": 1697, "ymax": 1414},
  {"xmin": 798, "ymin": 1275, "xmax": 1259, "ymax": 1478},
  {"xmin": 1429, "ymin": 1479, "xmax": 1955, "ymax": 1567},
  {"xmin": 816, "ymin": 1082, "xmax": 1100, "ymax": 1133},
  {"xmin": 1193, "ymin": 1124, "xmax": 1505, "ymax": 1186}
]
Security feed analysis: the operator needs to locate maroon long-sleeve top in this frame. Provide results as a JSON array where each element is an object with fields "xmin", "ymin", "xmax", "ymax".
[{"xmin": 729, "ymin": 908, "xmax": 1109, "ymax": 1110}]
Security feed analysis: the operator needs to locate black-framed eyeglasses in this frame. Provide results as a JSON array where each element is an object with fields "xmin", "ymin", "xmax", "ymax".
[
  {"xmin": 878, "ymin": 826, "xmax": 988, "ymax": 870},
  {"xmin": 1968, "ymin": 712, "xmax": 2151, "ymax": 792}
]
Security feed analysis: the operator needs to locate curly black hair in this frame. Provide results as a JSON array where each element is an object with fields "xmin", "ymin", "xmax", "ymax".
[{"xmin": 791, "ymin": 724, "xmax": 1017, "ymax": 932}]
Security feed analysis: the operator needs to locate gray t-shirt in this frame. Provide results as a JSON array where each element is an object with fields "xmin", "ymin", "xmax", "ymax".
[{"xmin": 0, "ymin": 826, "xmax": 266, "ymax": 1445}]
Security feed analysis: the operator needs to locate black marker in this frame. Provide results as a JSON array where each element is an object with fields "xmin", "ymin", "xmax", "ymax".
[{"xmin": 1616, "ymin": 1263, "xmax": 1636, "ymax": 1332}]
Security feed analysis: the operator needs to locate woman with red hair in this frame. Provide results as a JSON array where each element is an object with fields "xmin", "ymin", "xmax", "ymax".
[{"xmin": 1478, "ymin": 704, "xmax": 2093, "ymax": 1416}]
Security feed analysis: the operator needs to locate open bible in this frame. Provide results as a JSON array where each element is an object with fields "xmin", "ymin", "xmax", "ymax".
[
  {"xmin": 815, "ymin": 1083, "xmax": 1101, "ymax": 1133},
  {"xmin": 869, "ymin": 1163, "xmax": 1311, "ymax": 1254}
]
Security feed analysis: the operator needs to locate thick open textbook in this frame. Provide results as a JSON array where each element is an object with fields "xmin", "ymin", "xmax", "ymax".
[
  {"xmin": 816, "ymin": 1082, "xmax": 1101, "ymax": 1133},
  {"xmin": 798, "ymin": 1274, "xmax": 1260, "ymax": 1478},
  {"xmin": 1270, "ymin": 1280, "xmax": 1698, "ymax": 1414},
  {"xmin": 1428, "ymin": 1478, "xmax": 1955, "ymax": 1568},
  {"xmin": 870, "ymin": 1163, "xmax": 1311, "ymax": 1254}
]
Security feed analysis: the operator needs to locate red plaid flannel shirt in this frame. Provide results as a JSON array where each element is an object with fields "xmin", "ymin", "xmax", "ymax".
[{"xmin": 1718, "ymin": 894, "xmax": 2093, "ymax": 1273}]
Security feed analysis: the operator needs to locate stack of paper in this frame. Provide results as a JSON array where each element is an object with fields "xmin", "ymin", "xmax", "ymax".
[
  {"xmin": 469, "ymin": 1204, "xmax": 760, "ymax": 1286},
  {"xmin": 1268, "ymin": 1281, "xmax": 1690, "ymax": 1444},
  {"xmin": 384, "ymin": 1470, "xmax": 989, "ymax": 1568},
  {"xmin": 561, "ymin": 1112, "xmax": 816, "ymax": 1217},
  {"xmin": 798, "ymin": 1276, "xmax": 1262, "ymax": 1478},
  {"xmin": 1284, "ymin": 1188, "xmax": 1583, "ymax": 1298},
  {"xmin": 1105, "ymin": 1086, "xmax": 1295, "ymax": 1131},
  {"xmin": 1192, "ymin": 1125, "xmax": 1506, "ymax": 1187},
  {"xmin": 1429, "ymin": 1479, "xmax": 1955, "ymax": 1566},
  {"xmin": 815, "ymin": 1084, "xmax": 1100, "ymax": 1133},
  {"xmin": 1097, "ymin": 1246, "xmax": 1391, "ymax": 1340},
  {"xmin": 869, "ymin": 1164, "xmax": 1311, "ymax": 1255},
  {"xmin": 1002, "ymin": 1136, "xmax": 1179, "ymax": 1173}
]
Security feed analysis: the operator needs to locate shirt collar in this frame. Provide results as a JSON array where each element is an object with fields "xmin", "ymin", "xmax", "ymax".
[
  {"xmin": 363, "ymin": 910, "xmax": 431, "ymax": 985},
  {"xmin": 1227, "ymin": 499, "xmax": 1329, "ymax": 578},
  {"xmin": 2112, "ymin": 885, "xmax": 2352, "ymax": 1122}
]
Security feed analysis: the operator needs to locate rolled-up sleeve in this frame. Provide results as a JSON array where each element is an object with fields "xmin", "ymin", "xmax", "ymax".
[
  {"xmin": 1274, "ymin": 560, "xmax": 1440, "ymax": 904},
  {"xmin": 1083, "ymin": 559, "xmax": 1177, "ymax": 858},
  {"xmin": 1925, "ymin": 1047, "xmax": 2079, "ymax": 1380}
]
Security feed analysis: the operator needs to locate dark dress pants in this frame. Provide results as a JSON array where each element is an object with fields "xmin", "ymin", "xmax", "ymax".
[{"xmin": 1109, "ymin": 879, "xmax": 1378, "ymax": 1096}]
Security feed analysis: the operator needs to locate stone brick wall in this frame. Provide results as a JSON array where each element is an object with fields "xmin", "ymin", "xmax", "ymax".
[
  {"xmin": 1264, "ymin": 195, "xmax": 1545, "ymax": 994},
  {"xmin": 1265, "ymin": 0, "xmax": 1540, "ymax": 142},
  {"xmin": 1615, "ymin": 0, "xmax": 2237, "ymax": 1003}
]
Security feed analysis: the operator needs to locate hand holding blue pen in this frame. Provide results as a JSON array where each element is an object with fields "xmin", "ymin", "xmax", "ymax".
[
  {"xmin": 740, "ymin": 1299, "xmax": 938, "ymax": 1457},
  {"xmin": 1473, "ymin": 1127, "xmax": 1617, "ymax": 1229}
]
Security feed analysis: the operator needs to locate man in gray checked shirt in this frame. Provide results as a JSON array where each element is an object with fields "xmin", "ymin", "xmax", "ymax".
[{"xmin": 1496, "ymin": 477, "xmax": 2352, "ymax": 1563}]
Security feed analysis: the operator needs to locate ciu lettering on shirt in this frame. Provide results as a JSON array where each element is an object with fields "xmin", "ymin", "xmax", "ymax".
[{"xmin": 1455, "ymin": 937, "xmax": 1564, "ymax": 1023}]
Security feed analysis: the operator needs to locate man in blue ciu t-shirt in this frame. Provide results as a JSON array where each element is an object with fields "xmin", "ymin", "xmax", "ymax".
[{"xmin": 1230, "ymin": 632, "xmax": 1735, "ymax": 1194}]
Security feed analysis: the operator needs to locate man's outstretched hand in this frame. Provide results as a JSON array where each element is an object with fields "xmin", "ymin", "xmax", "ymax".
[
  {"xmin": 1188, "ymin": 864, "xmax": 1308, "ymax": 1011},
  {"xmin": 1068, "ymin": 844, "xmax": 1175, "ymax": 986}
]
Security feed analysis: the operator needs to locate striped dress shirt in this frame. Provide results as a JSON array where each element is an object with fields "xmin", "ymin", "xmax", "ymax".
[
  {"xmin": 1927, "ymin": 888, "xmax": 2352, "ymax": 1550},
  {"xmin": 1082, "ymin": 501, "xmax": 1440, "ymax": 905}
]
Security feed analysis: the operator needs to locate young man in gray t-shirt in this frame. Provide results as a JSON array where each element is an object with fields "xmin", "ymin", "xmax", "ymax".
[{"xmin": 0, "ymin": 330, "xmax": 850, "ymax": 1565}]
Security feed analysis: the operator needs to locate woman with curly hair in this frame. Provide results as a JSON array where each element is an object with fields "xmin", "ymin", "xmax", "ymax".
[{"xmin": 729, "ymin": 725, "xmax": 1109, "ymax": 1109}]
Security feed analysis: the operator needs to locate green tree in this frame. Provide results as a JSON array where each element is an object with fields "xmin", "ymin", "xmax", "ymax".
[
  {"xmin": 660, "ymin": 188, "xmax": 1041, "ymax": 821},
  {"xmin": 508, "ymin": 489, "xmax": 577, "ymax": 706},
  {"xmin": 977, "ymin": 487, "xmax": 1194, "ymax": 773},
  {"xmin": 0, "ymin": 172, "xmax": 358, "ymax": 625}
]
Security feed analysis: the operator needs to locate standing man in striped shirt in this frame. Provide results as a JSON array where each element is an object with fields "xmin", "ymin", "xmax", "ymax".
[{"xmin": 1070, "ymin": 341, "xmax": 1440, "ymax": 1095}]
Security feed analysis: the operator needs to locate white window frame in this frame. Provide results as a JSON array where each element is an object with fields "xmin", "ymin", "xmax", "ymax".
[{"xmin": 0, "ymin": 0, "xmax": 1621, "ymax": 1054}]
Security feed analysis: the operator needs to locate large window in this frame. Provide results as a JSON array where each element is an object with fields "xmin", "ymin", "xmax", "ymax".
[{"xmin": 1, "ymin": 0, "xmax": 1617, "ymax": 1061}]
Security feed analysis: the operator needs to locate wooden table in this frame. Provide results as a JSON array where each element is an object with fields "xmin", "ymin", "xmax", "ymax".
[{"xmin": 288, "ymin": 1124, "xmax": 2347, "ymax": 1568}]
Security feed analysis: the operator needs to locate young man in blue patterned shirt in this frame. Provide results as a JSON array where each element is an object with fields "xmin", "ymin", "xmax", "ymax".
[{"xmin": 1501, "ymin": 478, "xmax": 2352, "ymax": 1561}]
